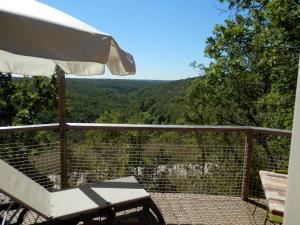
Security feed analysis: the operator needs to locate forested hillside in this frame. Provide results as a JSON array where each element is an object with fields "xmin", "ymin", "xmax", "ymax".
[
  {"xmin": 37, "ymin": 78, "xmax": 189, "ymax": 124},
  {"xmin": 128, "ymin": 79, "xmax": 192, "ymax": 124},
  {"xmin": 66, "ymin": 78, "xmax": 190, "ymax": 124},
  {"xmin": 66, "ymin": 79, "xmax": 164, "ymax": 123},
  {"xmin": 1, "ymin": 76, "xmax": 190, "ymax": 125}
]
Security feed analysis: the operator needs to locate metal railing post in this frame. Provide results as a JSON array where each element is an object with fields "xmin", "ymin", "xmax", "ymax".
[
  {"xmin": 241, "ymin": 131, "xmax": 254, "ymax": 200},
  {"xmin": 57, "ymin": 69, "xmax": 68, "ymax": 188}
]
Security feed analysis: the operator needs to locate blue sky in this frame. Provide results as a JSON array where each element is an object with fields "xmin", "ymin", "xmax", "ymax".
[{"xmin": 40, "ymin": 0, "xmax": 229, "ymax": 80}]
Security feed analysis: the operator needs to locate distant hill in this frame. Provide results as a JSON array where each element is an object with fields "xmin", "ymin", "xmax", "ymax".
[
  {"xmin": 128, "ymin": 79, "xmax": 192, "ymax": 123},
  {"xmin": 12, "ymin": 77, "xmax": 192, "ymax": 124},
  {"xmin": 65, "ymin": 78, "xmax": 191, "ymax": 123}
]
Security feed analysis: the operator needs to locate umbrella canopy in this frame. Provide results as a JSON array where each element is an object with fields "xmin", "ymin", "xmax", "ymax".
[
  {"xmin": 0, "ymin": 0, "xmax": 136, "ymax": 188},
  {"xmin": 0, "ymin": 0, "xmax": 135, "ymax": 76}
]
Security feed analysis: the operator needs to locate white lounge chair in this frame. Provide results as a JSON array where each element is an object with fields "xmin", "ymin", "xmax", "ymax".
[{"xmin": 0, "ymin": 159, "xmax": 165, "ymax": 225}]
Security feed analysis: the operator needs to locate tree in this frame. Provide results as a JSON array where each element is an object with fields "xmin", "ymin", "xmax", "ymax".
[
  {"xmin": 0, "ymin": 73, "xmax": 58, "ymax": 189},
  {"xmin": 184, "ymin": 0, "xmax": 299, "ymax": 129},
  {"xmin": 183, "ymin": 0, "xmax": 299, "ymax": 195},
  {"xmin": 0, "ymin": 73, "xmax": 17, "ymax": 125},
  {"xmin": 0, "ymin": 73, "xmax": 57, "ymax": 125}
]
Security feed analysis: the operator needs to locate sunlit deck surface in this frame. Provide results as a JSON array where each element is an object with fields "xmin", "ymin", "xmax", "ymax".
[
  {"xmin": 20, "ymin": 194, "xmax": 271, "ymax": 225},
  {"xmin": 152, "ymin": 194, "xmax": 269, "ymax": 225}
]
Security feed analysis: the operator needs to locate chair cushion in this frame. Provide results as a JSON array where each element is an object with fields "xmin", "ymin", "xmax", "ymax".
[
  {"xmin": 51, "ymin": 176, "xmax": 150, "ymax": 219},
  {"xmin": 0, "ymin": 159, "xmax": 52, "ymax": 218}
]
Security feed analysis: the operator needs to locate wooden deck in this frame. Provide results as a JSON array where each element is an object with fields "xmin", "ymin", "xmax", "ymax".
[
  {"xmin": 152, "ymin": 194, "xmax": 271, "ymax": 225},
  {"xmin": 18, "ymin": 194, "xmax": 272, "ymax": 225}
]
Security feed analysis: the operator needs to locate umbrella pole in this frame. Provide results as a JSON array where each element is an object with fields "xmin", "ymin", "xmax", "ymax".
[{"xmin": 57, "ymin": 68, "xmax": 68, "ymax": 188}]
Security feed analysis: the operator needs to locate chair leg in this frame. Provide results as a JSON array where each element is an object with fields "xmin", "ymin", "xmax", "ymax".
[
  {"xmin": 104, "ymin": 208, "xmax": 116, "ymax": 225},
  {"xmin": 264, "ymin": 210, "xmax": 269, "ymax": 225},
  {"xmin": 146, "ymin": 199, "xmax": 166, "ymax": 225},
  {"xmin": 252, "ymin": 204, "xmax": 257, "ymax": 216},
  {"xmin": 138, "ymin": 207, "xmax": 153, "ymax": 225},
  {"xmin": 14, "ymin": 208, "xmax": 28, "ymax": 225}
]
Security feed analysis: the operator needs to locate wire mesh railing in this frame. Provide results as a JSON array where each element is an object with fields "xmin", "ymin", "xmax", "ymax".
[
  {"xmin": 250, "ymin": 135, "xmax": 290, "ymax": 198},
  {"xmin": 68, "ymin": 143, "xmax": 245, "ymax": 196},
  {"xmin": 0, "ymin": 130, "xmax": 60, "ymax": 191},
  {"xmin": 0, "ymin": 123, "xmax": 292, "ymax": 224},
  {"xmin": 0, "ymin": 124, "xmax": 290, "ymax": 224}
]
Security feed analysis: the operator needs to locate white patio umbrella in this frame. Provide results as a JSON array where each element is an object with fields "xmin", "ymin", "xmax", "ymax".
[
  {"xmin": 0, "ymin": 0, "xmax": 135, "ymax": 76},
  {"xmin": 0, "ymin": 0, "xmax": 136, "ymax": 187}
]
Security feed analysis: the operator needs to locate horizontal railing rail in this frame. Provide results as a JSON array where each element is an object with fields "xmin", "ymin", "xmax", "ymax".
[
  {"xmin": 0, "ymin": 123, "xmax": 59, "ymax": 133},
  {"xmin": 0, "ymin": 123, "xmax": 292, "ymax": 136},
  {"xmin": 66, "ymin": 123, "xmax": 291, "ymax": 137}
]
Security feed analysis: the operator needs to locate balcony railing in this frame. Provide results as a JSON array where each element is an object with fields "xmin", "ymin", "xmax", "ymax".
[{"xmin": 0, "ymin": 123, "xmax": 291, "ymax": 225}]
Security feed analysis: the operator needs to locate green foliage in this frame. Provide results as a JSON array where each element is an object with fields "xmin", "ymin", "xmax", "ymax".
[
  {"xmin": 131, "ymin": 79, "xmax": 190, "ymax": 124},
  {"xmin": 0, "ymin": 73, "xmax": 17, "ymax": 125},
  {"xmin": 0, "ymin": 73, "xmax": 58, "ymax": 189},
  {"xmin": 65, "ymin": 78, "xmax": 188, "ymax": 124},
  {"xmin": 0, "ymin": 73, "xmax": 57, "ymax": 125},
  {"xmin": 183, "ymin": 0, "xmax": 299, "ymax": 129},
  {"xmin": 66, "ymin": 79, "xmax": 163, "ymax": 122},
  {"xmin": 183, "ymin": 0, "xmax": 298, "ymax": 196}
]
